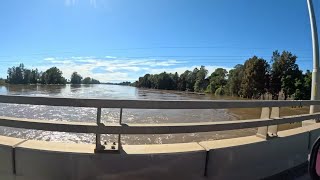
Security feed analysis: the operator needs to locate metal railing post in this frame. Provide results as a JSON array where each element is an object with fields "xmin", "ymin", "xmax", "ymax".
[
  {"xmin": 118, "ymin": 108, "xmax": 123, "ymax": 150},
  {"xmin": 94, "ymin": 107, "xmax": 104, "ymax": 153}
]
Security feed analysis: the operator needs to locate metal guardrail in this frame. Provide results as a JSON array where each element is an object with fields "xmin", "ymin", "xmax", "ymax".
[
  {"xmin": 0, "ymin": 95, "xmax": 319, "ymax": 109},
  {"xmin": 0, "ymin": 95, "xmax": 319, "ymax": 153}
]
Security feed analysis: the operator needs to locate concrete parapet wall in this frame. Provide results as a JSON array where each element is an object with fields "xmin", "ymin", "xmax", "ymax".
[
  {"xmin": 302, "ymin": 123, "xmax": 320, "ymax": 147},
  {"xmin": 0, "ymin": 136, "xmax": 24, "ymax": 179},
  {"xmin": 14, "ymin": 141, "xmax": 206, "ymax": 180},
  {"xmin": 1, "ymin": 124, "xmax": 320, "ymax": 180},
  {"xmin": 199, "ymin": 128, "xmax": 310, "ymax": 180}
]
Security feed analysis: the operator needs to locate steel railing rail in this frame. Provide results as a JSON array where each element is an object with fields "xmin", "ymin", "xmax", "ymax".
[
  {"xmin": 0, "ymin": 113, "xmax": 319, "ymax": 134},
  {"xmin": 1, "ymin": 95, "xmax": 320, "ymax": 109}
]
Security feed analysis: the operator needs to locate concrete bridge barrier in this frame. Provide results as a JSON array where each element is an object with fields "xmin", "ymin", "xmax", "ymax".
[
  {"xmin": 0, "ymin": 125, "xmax": 318, "ymax": 179},
  {"xmin": 0, "ymin": 96, "xmax": 320, "ymax": 179},
  {"xmin": 14, "ymin": 141, "xmax": 206, "ymax": 180},
  {"xmin": 199, "ymin": 125, "xmax": 315, "ymax": 180}
]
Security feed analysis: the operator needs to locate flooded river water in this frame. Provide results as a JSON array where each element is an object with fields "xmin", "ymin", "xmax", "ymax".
[{"xmin": 0, "ymin": 84, "xmax": 307, "ymax": 144}]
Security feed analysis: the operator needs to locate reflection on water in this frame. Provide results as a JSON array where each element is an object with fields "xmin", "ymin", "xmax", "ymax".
[{"xmin": 0, "ymin": 84, "xmax": 257, "ymax": 144}]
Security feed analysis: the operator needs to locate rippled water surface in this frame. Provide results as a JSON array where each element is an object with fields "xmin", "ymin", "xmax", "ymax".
[{"xmin": 0, "ymin": 84, "xmax": 256, "ymax": 144}]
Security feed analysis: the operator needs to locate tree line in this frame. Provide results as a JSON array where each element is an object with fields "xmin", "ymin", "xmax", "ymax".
[
  {"xmin": 134, "ymin": 50, "xmax": 312, "ymax": 100},
  {"xmin": 70, "ymin": 72, "xmax": 100, "ymax": 84},
  {"xmin": 6, "ymin": 64, "xmax": 100, "ymax": 85}
]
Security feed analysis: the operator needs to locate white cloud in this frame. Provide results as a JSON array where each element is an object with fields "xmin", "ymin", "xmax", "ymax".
[
  {"xmin": 44, "ymin": 57, "xmax": 55, "ymax": 61},
  {"xmin": 105, "ymin": 56, "xmax": 117, "ymax": 59},
  {"xmin": 40, "ymin": 56, "xmax": 231, "ymax": 82}
]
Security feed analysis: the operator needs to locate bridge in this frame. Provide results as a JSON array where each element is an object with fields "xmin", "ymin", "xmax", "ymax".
[{"xmin": 0, "ymin": 95, "xmax": 319, "ymax": 179}]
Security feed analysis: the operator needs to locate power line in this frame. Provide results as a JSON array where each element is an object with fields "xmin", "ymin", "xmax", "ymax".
[
  {"xmin": 0, "ymin": 45, "xmax": 313, "ymax": 58},
  {"xmin": 98, "ymin": 46, "xmax": 313, "ymax": 52}
]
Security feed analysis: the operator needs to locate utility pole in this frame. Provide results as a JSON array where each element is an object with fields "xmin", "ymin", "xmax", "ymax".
[{"xmin": 308, "ymin": 0, "xmax": 320, "ymax": 115}]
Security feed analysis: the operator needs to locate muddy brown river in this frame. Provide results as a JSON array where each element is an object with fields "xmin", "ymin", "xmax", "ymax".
[{"xmin": 0, "ymin": 84, "xmax": 307, "ymax": 144}]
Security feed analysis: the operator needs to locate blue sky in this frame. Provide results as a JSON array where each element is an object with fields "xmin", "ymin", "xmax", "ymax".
[{"xmin": 0, "ymin": 0, "xmax": 319, "ymax": 82}]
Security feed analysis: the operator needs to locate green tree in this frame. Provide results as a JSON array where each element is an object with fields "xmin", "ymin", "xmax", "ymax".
[
  {"xmin": 185, "ymin": 68, "xmax": 199, "ymax": 91},
  {"xmin": 23, "ymin": 69, "xmax": 32, "ymax": 84},
  {"xmin": 0, "ymin": 78, "xmax": 6, "ymax": 85},
  {"xmin": 241, "ymin": 56, "xmax": 269, "ymax": 98},
  {"xmin": 30, "ymin": 69, "xmax": 40, "ymax": 84},
  {"xmin": 137, "ymin": 74, "xmax": 152, "ymax": 88},
  {"xmin": 177, "ymin": 70, "xmax": 190, "ymax": 91},
  {"xmin": 91, "ymin": 78, "xmax": 100, "ymax": 84},
  {"xmin": 281, "ymin": 69, "xmax": 302, "ymax": 100},
  {"xmin": 41, "ymin": 67, "xmax": 66, "ymax": 84},
  {"xmin": 194, "ymin": 66, "xmax": 208, "ymax": 92},
  {"xmin": 215, "ymin": 87, "xmax": 225, "ymax": 96},
  {"xmin": 172, "ymin": 72, "xmax": 179, "ymax": 90},
  {"xmin": 148, "ymin": 74, "xmax": 158, "ymax": 89},
  {"xmin": 303, "ymin": 70, "xmax": 312, "ymax": 99},
  {"xmin": 82, "ymin": 77, "xmax": 100, "ymax": 84},
  {"xmin": 157, "ymin": 72, "xmax": 174, "ymax": 90},
  {"xmin": 82, "ymin": 77, "xmax": 92, "ymax": 84},
  {"xmin": 207, "ymin": 68, "xmax": 228, "ymax": 94},
  {"xmin": 7, "ymin": 63, "xmax": 25, "ymax": 84},
  {"xmin": 294, "ymin": 70, "xmax": 311, "ymax": 100},
  {"xmin": 7, "ymin": 64, "xmax": 40, "ymax": 84},
  {"xmin": 70, "ymin": 72, "xmax": 83, "ymax": 84},
  {"xmin": 227, "ymin": 64, "xmax": 243, "ymax": 96},
  {"xmin": 270, "ymin": 50, "xmax": 300, "ymax": 100}
]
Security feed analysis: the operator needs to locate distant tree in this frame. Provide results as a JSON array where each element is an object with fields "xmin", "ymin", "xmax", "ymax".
[
  {"xmin": 81, "ymin": 77, "xmax": 100, "ymax": 84},
  {"xmin": 215, "ymin": 87, "xmax": 225, "ymax": 96},
  {"xmin": 41, "ymin": 67, "xmax": 66, "ymax": 84},
  {"xmin": 91, "ymin": 78, "xmax": 100, "ymax": 84},
  {"xmin": 30, "ymin": 69, "xmax": 40, "ymax": 84},
  {"xmin": 149, "ymin": 74, "xmax": 158, "ymax": 89},
  {"xmin": 132, "ymin": 56, "xmax": 311, "ymax": 100},
  {"xmin": 207, "ymin": 68, "xmax": 228, "ymax": 93},
  {"xmin": 227, "ymin": 64, "xmax": 244, "ymax": 96},
  {"xmin": 270, "ymin": 50, "xmax": 300, "ymax": 100},
  {"xmin": 70, "ymin": 72, "xmax": 83, "ymax": 84},
  {"xmin": 241, "ymin": 56, "xmax": 269, "ymax": 99},
  {"xmin": 303, "ymin": 70, "xmax": 312, "ymax": 99},
  {"xmin": 117, "ymin": 81, "xmax": 131, "ymax": 86},
  {"xmin": 157, "ymin": 72, "xmax": 174, "ymax": 90},
  {"xmin": 82, "ymin": 77, "xmax": 91, "ymax": 84},
  {"xmin": 7, "ymin": 63, "xmax": 25, "ymax": 84},
  {"xmin": 178, "ymin": 70, "xmax": 191, "ymax": 91},
  {"xmin": 294, "ymin": 70, "xmax": 311, "ymax": 100},
  {"xmin": 172, "ymin": 72, "xmax": 179, "ymax": 90},
  {"xmin": 0, "ymin": 78, "xmax": 6, "ymax": 85},
  {"xmin": 185, "ymin": 68, "xmax": 199, "ymax": 91},
  {"xmin": 23, "ymin": 69, "xmax": 32, "ymax": 84},
  {"xmin": 194, "ymin": 66, "xmax": 209, "ymax": 92},
  {"xmin": 282, "ymin": 69, "xmax": 302, "ymax": 100},
  {"xmin": 137, "ymin": 74, "xmax": 152, "ymax": 88},
  {"xmin": 7, "ymin": 63, "xmax": 41, "ymax": 84}
]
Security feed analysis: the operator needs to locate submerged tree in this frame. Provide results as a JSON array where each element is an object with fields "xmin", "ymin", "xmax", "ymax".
[
  {"xmin": 70, "ymin": 72, "xmax": 83, "ymax": 84},
  {"xmin": 41, "ymin": 67, "xmax": 66, "ymax": 84},
  {"xmin": 82, "ymin": 77, "xmax": 100, "ymax": 84}
]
